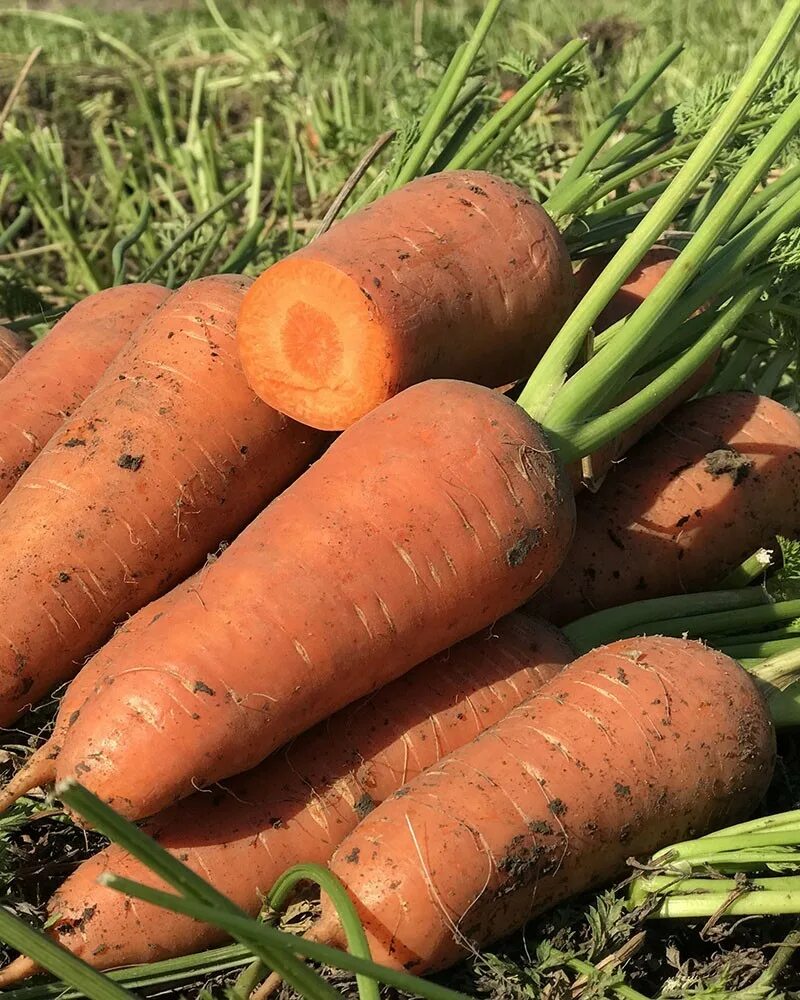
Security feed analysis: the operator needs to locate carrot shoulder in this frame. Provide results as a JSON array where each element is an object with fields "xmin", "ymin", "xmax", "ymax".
[
  {"xmin": 0, "ymin": 284, "xmax": 168, "ymax": 501},
  {"xmin": 0, "ymin": 614, "xmax": 572, "ymax": 979},
  {"xmin": 0, "ymin": 274, "xmax": 325, "ymax": 724},
  {"xmin": 238, "ymin": 170, "xmax": 574, "ymax": 431},
  {"xmin": 14, "ymin": 379, "xmax": 575, "ymax": 821},
  {"xmin": 316, "ymin": 636, "xmax": 774, "ymax": 974},
  {"xmin": 537, "ymin": 392, "xmax": 800, "ymax": 624}
]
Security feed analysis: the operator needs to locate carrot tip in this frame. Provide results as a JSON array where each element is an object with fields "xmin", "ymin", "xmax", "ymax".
[
  {"xmin": 0, "ymin": 955, "xmax": 41, "ymax": 988},
  {"xmin": 0, "ymin": 743, "xmax": 58, "ymax": 815}
]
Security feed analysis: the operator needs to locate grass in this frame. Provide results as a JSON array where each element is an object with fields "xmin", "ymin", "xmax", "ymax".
[{"xmin": 1, "ymin": 0, "xmax": 800, "ymax": 997}]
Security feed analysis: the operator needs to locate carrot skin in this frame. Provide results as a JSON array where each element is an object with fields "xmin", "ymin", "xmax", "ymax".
[
  {"xmin": 0, "ymin": 284, "xmax": 169, "ymax": 501},
  {"xmin": 4, "ymin": 615, "xmax": 572, "ymax": 975},
  {"xmin": 537, "ymin": 392, "xmax": 800, "ymax": 624},
  {"xmin": 0, "ymin": 325, "xmax": 29, "ymax": 380},
  {"xmin": 320, "ymin": 637, "xmax": 775, "ymax": 973},
  {"xmin": 0, "ymin": 275, "xmax": 326, "ymax": 723},
  {"xmin": 45, "ymin": 380, "xmax": 574, "ymax": 820},
  {"xmin": 238, "ymin": 170, "xmax": 575, "ymax": 430}
]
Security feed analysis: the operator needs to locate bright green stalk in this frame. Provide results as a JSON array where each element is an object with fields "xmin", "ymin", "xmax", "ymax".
[
  {"xmin": 444, "ymin": 38, "xmax": 587, "ymax": 171},
  {"xmin": 718, "ymin": 549, "xmax": 774, "ymax": 588},
  {"xmin": 592, "ymin": 107, "xmax": 675, "ymax": 171},
  {"xmin": 517, "ymin": 1, "xmax": 800, "ymax": 426},
  {"xmin": 619, "ymin": 598, "xmax": 800, "ymax": 640},
  {"xmin": 722, "ymin": 638, "xmax": 800, "ymax": 659},
  {"xmin": 269, "ymin": 864, "xmax": 378, "ymax": 1000},
  {"xmin": 101, "ymin": 876, "xmax": 476, "ymax": 1000},
  {"xmin": 579, "ymin": 178, "xmax": 671, "ymax": 225},
  {"xmin": 562, "ymin": 587, "xmax": 768, "ymax": 654},
  {"xmin": 58, "ymin": 782, "xmax": 343, "ymax": 1000},
  {"xmin": 0, "ymin": 909, "xmax": 134, "ymax": 1000},
  {"xmin": 553, "ymin": 277, "xmax": 767, "ymax": 463},
  {"xmin": 546, "ymin": 43, "xmax": 683, "ymax": 215},
  {"xmin": 392, "ymin": 0, "xmax": 505, "ymax": 188},
  {"xmin": 542, "ymin": 91, "xmax": 800, "ymax": 436}
]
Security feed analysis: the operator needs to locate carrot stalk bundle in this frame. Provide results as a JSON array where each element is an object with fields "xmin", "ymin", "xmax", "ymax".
[
  {"xmin": 0, "ymin": 274, "xmax": 326, "ymax": 725},
  {"xmin": 0, "ymin": 284, "xmax": 169, "ymax": 501},
  {"xmin": 306, "ymin": 637, "xmax": 775, "ymax": 974},
  {"xmin": 0, "ymin": 614, "xmax": 572, "ymax": 982}
]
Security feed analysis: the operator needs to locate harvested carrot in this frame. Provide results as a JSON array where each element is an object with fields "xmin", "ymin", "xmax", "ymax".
[
  {"xmin": 0, "ymin": 274, "xmax": 325, "ymax": 725},
  {"xmin": 0, "ymin": 614, "xmax": 572, "ymax": 980},
  {"xmin": 237, "ymin": 170, "xmax": 575, "ymax": 431},
  {"xmin": 0, "ymin": 284, "xmax": 169, "ymax": 501},
  {"xmin": 537, "ymin": 392, "xmax": 800, "ymax": 624},
  {"xmin": 3, "ymin": 379, "xmax": 575, "ymax": 820},
  {"xmin": 311, "ymin": 636, "xmax": 774, "ymax": 974},
  {"xmin": 0, "ymin": 325, "xmax": 29, "ymax": 380}
]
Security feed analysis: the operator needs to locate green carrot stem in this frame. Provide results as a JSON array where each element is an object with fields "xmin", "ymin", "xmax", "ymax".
[
  {"xmin": 562, "ymin": 587, "xmax": 768, "ymax": 654},
  {"xmin": 101, "ymin": 877, "xmax": 474, "ymax": 1000},
  {"xmin": 539, "ymin": 87, "xmax": 800, "ymax": 435},
  {"xmin": 565, "ymin": 211, "xmax": 649, "ymax": 255},
  {"xmin": 0, "ymin": 909, "xmax": 134, "ymax": 1000},
  {"xmin": 730, "ymin": 161, "xmax": 800, "ymax": 232},
  {"xmin": 545, "ymin": 42, "xmax": 682, "ymax": 214},
  {"xmin": 722, "ymin": 637, "xmax": 800, "ymax": 658},
  {"xmin": 268, "ymin": 864, "xmax": 378, "ymax": 1000},
  {"xmin": 426, "ymin": 102, "xmax": 486, "ymax": 174},
  {"xmin": 619, "ymin": 598, "xmax": 800, "ymax": 640},
  {"xmin": 637, "ymin": 889, "xmax": 800, "ymax": 919},
  {"xmin": 393, "ymin": 0, "xmax": 504, "ymax": 188},
  {"xmin": 592, "ymin": 107, "xmax": 675, "ymax": 171},
  {"xmin": 636, "ymin": 875, "xmax": 800, "ymax": 897},
  {"xmin": 579, "ymin": 178, "xmax": 671, "ymax": 225},
  {"xmin": 564, "ymin": 956, "xmax": 652, "ymax": 1000},
  {"xmin": 519, "ymin": 1, "xmax": 800, "ymax": 429},
  {"xmin": 445, "ymin": 38, "xmax": 587, "ymax": 172},
  {"xmin": 57, "ymin": 782, "xmax": 344, "ymax": 1000},
  {"xmin": 709, "ymin": 625, "xmax": 800, "ymax": 645},
  {"xmin": 552, "ymin": 277, "xmax": 767, "ymax": 463}
]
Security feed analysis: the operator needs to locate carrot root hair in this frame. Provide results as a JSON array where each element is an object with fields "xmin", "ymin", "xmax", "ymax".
[
  {"xmin": 0, "ymin": 954, "xmax": 41, "ymax": 988},
  {"xmin": 0, "ymin": 743, "xmax": 58, "ymax": 815}
]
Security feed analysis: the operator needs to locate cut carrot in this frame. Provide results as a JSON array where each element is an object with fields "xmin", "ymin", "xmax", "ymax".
[{"xmin": 238, "ymin": 170, "xmax": 575, "ymax": 430}]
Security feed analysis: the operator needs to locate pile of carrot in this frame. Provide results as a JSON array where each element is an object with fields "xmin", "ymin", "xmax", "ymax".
[{"xmin": 3, "ymin": 3, "xmax": 800, "ymax": 995}]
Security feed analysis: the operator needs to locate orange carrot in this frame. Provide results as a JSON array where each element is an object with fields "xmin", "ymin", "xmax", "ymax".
[
  {"xmin": 0, "ymin": 274, "xmax": 325, "ymax": 725},
  {"xmin": 2, "ymin": 379, "xmax": 575, "ymax": 820},
  {"xmin": 0, "ymin": 325, "xmax": 29, "ymax": 380},
  {"xmin": 237, "ymin": 170, "xmax": 575, "ymax": 430},
  {"xmin": 537, "ymin": 392, "xmax": 800, "ymax": 624},
  {"xmin": 0, "ymin": 284, "xmax": 168, "ymax": 501},
  {"xmin": 0, "ymin": 614, "xmax": 572, "ymax": 980},
  {"xmin": 310, "ymin": 636, "xmax": 774, "ymax": 974}
]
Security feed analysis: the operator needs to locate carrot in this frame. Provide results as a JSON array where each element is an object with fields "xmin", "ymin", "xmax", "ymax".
[
  {"xmin": 237, "ymin": 170, "xmax": 575, "ymax": 431},
  {"xmin": 309, "ymin": 636, "xmax": 774, "ymax": 974},
  {"xmin": 2, "ymin": 379, "xmax": 575, "ymax": 820},
  {"xmin": 0, "ymin": 614, "xmax": 573, "ymax": 981},
  {"xmin": 0, "ymin": 284, "xmax": 169, "ymax": 501},
  {"xmin": 0, "ymin": 274, "xmax": 325, "ymax": 725},
  {"xmin": 569, "ymin": 247, "xmax": 716, "ymax": 490},
  {"xmin": 536, "ymin": 392, "xmax": 800, "ymax": 625},
  {"xmin": 0, "ymin": 325, "xmax": 29, "ymax": 379}
]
